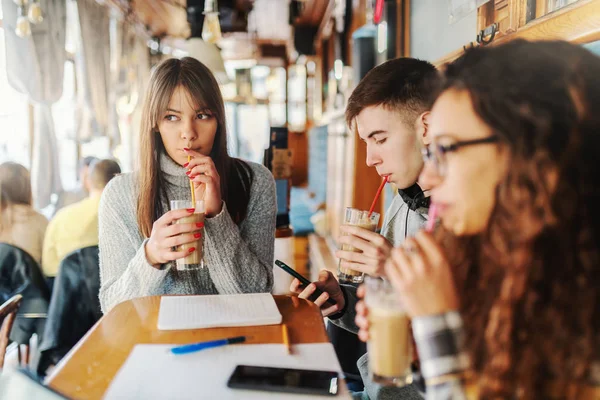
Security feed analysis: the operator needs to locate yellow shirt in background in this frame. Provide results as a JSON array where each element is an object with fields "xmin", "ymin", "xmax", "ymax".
[{"xmin": 42, "ymin": 195, "xmax": 101, "ymax": 277}]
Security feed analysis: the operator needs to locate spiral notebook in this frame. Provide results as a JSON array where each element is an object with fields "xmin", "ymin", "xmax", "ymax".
[{"xmin": 157, "ymin": 293, "xmax": 283, "ymax": 330}]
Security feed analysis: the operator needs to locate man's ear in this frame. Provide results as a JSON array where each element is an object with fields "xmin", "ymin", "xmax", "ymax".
[{"xmin": 415, "ymin": 111, "xmax": 431, "ymax": 146}]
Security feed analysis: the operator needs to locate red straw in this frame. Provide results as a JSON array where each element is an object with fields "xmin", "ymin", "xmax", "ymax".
[
  {"xmin": 368, "ymin": 176, "xmax": 389, "ymax": 217},
  {"xmin": 374, "ymin": 0, "xmax": 385, "ymax": 24}
]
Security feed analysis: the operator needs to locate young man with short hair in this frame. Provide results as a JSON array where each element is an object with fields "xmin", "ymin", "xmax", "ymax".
[{"xmin": 291, "ymin": 58, "xmax": 439, "ymax": 399}]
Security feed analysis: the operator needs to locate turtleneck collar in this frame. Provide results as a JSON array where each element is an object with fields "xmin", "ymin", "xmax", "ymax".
[{"xmin": 159, "ymin": 150, "xmax": 189, "ymax": 189}]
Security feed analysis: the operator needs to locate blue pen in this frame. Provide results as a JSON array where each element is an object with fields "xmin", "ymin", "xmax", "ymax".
[{"xmin": 170, "ymin": 336, "xmax": 247, "ymax": 355}]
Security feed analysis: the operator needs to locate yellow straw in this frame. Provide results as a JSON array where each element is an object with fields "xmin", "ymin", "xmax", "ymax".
[{"xmin": 188, "ymin": 154, "xmax": 196, "ymax": 205}]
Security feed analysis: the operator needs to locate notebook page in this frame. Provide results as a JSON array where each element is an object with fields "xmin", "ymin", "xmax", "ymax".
[
  {"xmin": 157, "ymin": 293, "xmax": 283, "ymax": 330},
  {"xmin": 103, "ymin": 343, "xmax": 351, "ymax": 399}
]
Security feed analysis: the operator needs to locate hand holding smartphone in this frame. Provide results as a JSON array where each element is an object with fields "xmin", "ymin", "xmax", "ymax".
[{"xmin": 275, "ymin": 260, "xmax": 337, "ymax": 307}]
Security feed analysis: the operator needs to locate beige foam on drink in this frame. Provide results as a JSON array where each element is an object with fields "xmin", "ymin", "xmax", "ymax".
[
  {"xmin": 339, "ymin": 219, "xmax": 377, "ymax": 277},
  {"xmin": 368, "ymin": 306, "xmax": 411, "ymax": 378},
  {"xmin": 174, "ymin": 212, "xmax": 205, "ymax": 268}
]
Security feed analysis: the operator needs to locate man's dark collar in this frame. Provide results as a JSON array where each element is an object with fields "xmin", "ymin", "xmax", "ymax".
[{"xmin": 397, "ymin": 183, "xmax": 430, "ymax": 211}]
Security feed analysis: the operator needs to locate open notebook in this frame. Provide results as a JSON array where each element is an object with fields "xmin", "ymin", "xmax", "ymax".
[{"xmin": 157, "ymin": 293, "xmax": 283, "ymax": 330}]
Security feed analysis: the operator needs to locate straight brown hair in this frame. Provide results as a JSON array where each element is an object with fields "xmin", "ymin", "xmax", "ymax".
[
  {"xmin": 137, "ymin": 57, "xmax": 253, "ymax": 238},
  {"xmin": 0, "ymin": 162, "xmax": 32, "ymax": 210},
  {"xmin": 0, "ymin": 162, "xmax": 33, "ymax": 234}
]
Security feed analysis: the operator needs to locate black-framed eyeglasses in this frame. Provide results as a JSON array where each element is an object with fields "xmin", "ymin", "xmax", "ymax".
[{"xmin": 421, "ymin": 136, "xmax": 499, "ymax": 177}]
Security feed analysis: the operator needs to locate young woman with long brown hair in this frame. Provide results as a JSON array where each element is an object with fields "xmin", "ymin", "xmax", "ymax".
[
  {"xmin": 354, "ymin": 40, "xmax": 600, "ymax": 399},
  {"xmin": 98, "ymin": 57, "xmax": 276, "ymax": 313},
  {"xmin": 0, "ymin": 162, "xmax": 48, "ymax": 264}
]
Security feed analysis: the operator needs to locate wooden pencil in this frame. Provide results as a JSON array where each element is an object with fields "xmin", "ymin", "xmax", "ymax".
[{"xmin": 282, "ymin": 324, "xmax": 291, "ymax": 354}]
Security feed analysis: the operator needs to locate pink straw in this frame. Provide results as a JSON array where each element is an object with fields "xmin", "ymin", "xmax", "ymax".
[
  {"xmin": 425, "ymin": 204, "xmax": 438, "ymax": 232},
  {"xmin": 368, "ymin": 176, "xmax": 389, "ymax": 217}
]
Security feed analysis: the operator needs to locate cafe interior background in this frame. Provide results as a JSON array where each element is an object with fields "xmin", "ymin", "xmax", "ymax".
[{"xmin": 1, "ymin": 0, "xmax": 600, "ymax": 394}]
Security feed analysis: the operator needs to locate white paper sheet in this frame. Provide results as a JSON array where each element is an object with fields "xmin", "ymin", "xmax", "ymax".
[
  {"xmin": 157, "ymin": 294, "xmax": 283, "ymax": 330},
  {"xmin": 103, "ymin": 343, "xmax": 351, "ymax": 399}
]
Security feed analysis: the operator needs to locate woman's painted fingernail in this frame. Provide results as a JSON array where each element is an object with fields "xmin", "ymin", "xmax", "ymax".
[
  {"xmin": 196, "ymin": 222, "xmax": 204, "ymax": 228},
  {"xmin": 183, "ymin": 147, "xmax": 190, "ymax": 151},
  {"xmin": 194, "ymin": 233, "xmax": 202, "ymax": 239},
  {"xmin": 186, "ymin": 208, "xmax": 195, "ymax": 213},
  {"xmin": 183, "ymin": 162, "xmax": 189, "ymax": 167},
  {"xmin": 185, "ymin": 170, "xmax": 191, "ymax": 175},
  {"xmin": 188, "ymin": 247, "xmax": 196, "ymax": 253},
  {"xmin": 189, "ymin": 174, "xmax": 196, "ymax": 180}
]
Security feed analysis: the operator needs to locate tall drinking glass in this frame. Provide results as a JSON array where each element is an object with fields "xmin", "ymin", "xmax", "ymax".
[
  {"xmin": 365, "ymin": 277, "xmax": 413, "ymax": 387},
  {"xmin": 170, "ymin": 200, "xmax": 205, "ymax": 270},
  {"xmin": 337, "ymin": 208, "xmax": 380, "ymax": 284}
]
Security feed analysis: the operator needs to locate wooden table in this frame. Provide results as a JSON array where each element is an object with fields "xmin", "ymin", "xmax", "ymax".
[{"xmin": 46, "ymin": 295, "xmax": 328, "ymax": 399}]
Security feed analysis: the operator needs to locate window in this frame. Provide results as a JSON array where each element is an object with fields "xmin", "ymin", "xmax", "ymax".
[
  {"xmin": 0, "ymin": 28, "xmax": 30, "ymax": 166},
  {"xmin": 52, "ymin": 60, "xmax": 78, "ymax": 190}
]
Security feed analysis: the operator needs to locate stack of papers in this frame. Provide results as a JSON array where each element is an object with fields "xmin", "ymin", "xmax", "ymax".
[
  {"xmin": 103, "ymin": 343, "xmax": 350, "ymax": 399},
  {"xmin": 157, "ymin": 294, "xmax": 283, "ymax": 330}
]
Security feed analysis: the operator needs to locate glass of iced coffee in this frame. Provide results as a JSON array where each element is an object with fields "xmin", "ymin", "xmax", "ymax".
[
  {"xmin": 337, "ymin": 207, "xmax": 380, "ymax": 284},
  {"xmin": 365, "ymin": 277, "xmax": 413, "ymax": 387},
  {"xmin": 170, "ymin": 200, "xmax": 205, "ymax": 270}
]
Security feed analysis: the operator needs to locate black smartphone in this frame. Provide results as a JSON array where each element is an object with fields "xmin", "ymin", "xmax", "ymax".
[
  {"xmin": 274, "ymin": 260, "xmax": 337, "ymax": 306},
  {"xmin": 227, "ymin": 365, "xmax": 340, "ymax": 396}
]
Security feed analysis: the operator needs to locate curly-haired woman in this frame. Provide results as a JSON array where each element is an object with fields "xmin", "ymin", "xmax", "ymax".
[{"xmin": 356, "ymin": 40, "xmax": 600, "ymax": 399}]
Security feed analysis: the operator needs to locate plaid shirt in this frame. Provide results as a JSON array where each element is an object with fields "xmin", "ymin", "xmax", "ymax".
[{"xmin": 412, "ymin": 311, "xmax": 470, "ymax": 400}]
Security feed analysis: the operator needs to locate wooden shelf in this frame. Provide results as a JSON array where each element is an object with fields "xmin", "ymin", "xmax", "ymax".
[
  {"xmin": 434, "ymin": 0, "xmax": 600, "ymax": 68},
  {"xmin": 496, "ymin": 0, "xmax": 600, "ymax": 45}
]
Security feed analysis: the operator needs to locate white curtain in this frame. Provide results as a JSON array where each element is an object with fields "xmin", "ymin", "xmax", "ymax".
[
  {"xmin": 0, "ymin": 0, "xmax": 66, "ymax": 103},
  {"xmin": 30, "ymin": 104, "xmax": 63, "ymax": 209},
  {"xmin": 111, "ymin": 19, "xmax": 151, "ymax": 171},
  {"xmin": 1, "ymin": 0, "xmax": 66, "ymax": 208},
  {"xmin": 75, "ymin": 0, "xmax": 113, "ymax": 144}
]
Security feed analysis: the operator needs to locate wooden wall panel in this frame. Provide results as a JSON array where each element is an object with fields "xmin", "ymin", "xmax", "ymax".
[{"xmin": 289, "ymin": 131, "xmax": 309, "ymax": 186}]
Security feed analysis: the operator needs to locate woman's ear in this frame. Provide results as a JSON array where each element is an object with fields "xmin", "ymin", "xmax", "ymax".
[{"xmin": 416, "ymin": 111, "xmax": 432, "ymax": 146}]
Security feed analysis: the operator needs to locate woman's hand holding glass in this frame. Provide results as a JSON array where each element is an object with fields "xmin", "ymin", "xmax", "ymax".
[
  {"xmin": 184, "ymin": 148, "xmax": 222, "ymax": 217},
  {"xmin": 384, "ymin": 230, "xmax": 459, "ymax": 317},
  {"xmin": 145, "ymin": 208, "xmax": 204, "ymax": 267}
]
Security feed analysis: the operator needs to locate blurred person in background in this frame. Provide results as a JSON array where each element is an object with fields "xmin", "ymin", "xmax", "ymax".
[
  {"xmin": 42, "ymin": 159, "xmax": 121, "ymax": 288},
  {"xmin": 0, "ymin": 162, "xmax": 48, "ymax": 264}
]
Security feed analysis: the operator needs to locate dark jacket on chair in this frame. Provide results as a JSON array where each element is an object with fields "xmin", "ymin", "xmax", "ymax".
[
  {"xmin": 38, "ymin": 246, "xmax": 101, "ymax": 373},
  {"xmin": 0, "ymin": 243, "xmax": 50, "ymax": 345}
]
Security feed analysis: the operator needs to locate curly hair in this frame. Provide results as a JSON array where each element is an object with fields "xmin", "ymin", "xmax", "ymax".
[{"xmin": 437, "ymin": 40, "xmax": 600, "ymax": 398}]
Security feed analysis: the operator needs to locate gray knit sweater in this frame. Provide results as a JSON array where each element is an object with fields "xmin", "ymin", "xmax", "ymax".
[{"xmin": 98, "ymin": 152, "xmax": 276, "ymax": 313}]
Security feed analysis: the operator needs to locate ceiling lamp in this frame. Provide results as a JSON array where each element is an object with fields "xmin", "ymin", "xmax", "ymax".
[
  {"xmin": 187, "ymin": 37, "xmax": 229, "ymax": 84},
  {"xmin": 28, "ymin": 0, "xmax": 44, "ymax": 24},
  {"xmin": 13, "ymin": 0, "xmax": 44, "ymax": 38},
  {"xmin": 202, "ymin": 0, "xmax": 222, "ymax": 44},
  {"xmin": 15, "ymin": 7, "xmax": 31, "ymax": 37}
]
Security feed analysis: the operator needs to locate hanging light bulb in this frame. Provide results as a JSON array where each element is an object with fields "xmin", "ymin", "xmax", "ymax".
[
  {"xmin": 15, "ymin": 7, "xmax": 32, "ymax": 38},
  {"xmin": 28, "ymin": 1, "xmax": 43, "ymax": 24},
  {"xmin": 202, "ymin": 0, "xmax": 222, "ymax": 44}
]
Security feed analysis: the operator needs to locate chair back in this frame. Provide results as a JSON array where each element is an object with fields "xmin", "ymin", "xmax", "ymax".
[
  {"xmin": 0, "ymin": 243, "xmax": 50, "ymax": 302},
  {"xmin": 0, "ymin": 294, "xmax": 23, "ymax": 368},
  {"xmin": 0, "ymin": 243, "xmax": 49, "ymax": 347},
  {"xmin": 38, "ymin": 246, "xmax": 101, "ymax": 373}
]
